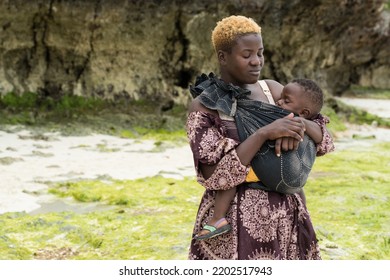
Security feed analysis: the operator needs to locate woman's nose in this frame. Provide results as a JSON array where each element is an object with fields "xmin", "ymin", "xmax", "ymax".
[{"xmin": 251, "ymin": 56, "xmax": 261, "ymax": 66}]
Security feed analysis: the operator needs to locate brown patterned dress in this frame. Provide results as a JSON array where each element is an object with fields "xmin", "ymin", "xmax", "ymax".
[{"xmin": 186, "ymin": 111, "xmax": 335, "ymax": 260}]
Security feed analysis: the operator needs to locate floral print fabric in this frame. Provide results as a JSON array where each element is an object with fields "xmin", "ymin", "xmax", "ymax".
[{"xmin": 186, "ymin": 111, "xmax": 334, "ymax": 260}]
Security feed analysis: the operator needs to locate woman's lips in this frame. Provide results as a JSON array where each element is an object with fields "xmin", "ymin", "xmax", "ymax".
[{"xmin": 249, "ymin": 70, "xmax": 261, "ymax": 75}]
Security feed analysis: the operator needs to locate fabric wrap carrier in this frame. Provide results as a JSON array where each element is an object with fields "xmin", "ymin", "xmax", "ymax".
[{"xmin": 189, "ymin": 73, "xmax": 316, "ymax": 194}]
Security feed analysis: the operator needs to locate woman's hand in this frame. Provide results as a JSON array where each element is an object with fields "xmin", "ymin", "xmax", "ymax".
[
  {"xmin": 274, "ymin": 137, "xmax": 299, "ymax": 157},
  {"xmin": 237, "ymin": 113, "xmax": 305, "ymax": 166},
  {"xmin": 258, "ymin": 113, "xmax": 305, "ymax": 140},
  {"xmin": 270, "ymin": 114, "xmax": 305, "ymax": 156}
]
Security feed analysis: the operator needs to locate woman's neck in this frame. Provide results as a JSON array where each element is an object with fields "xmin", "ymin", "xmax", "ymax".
[{"xmin": 219, "ymin": 76, "xmax": 246, "ymax": 89}]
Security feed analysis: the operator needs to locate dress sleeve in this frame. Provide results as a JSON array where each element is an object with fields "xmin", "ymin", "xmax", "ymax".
[
  {"xmin": 312, "ymin": 114, "xmax": 335, "ymax": 156},
  {"xmin": 186, "ymin": 111, "xmax": 249, "ymax": 190}
]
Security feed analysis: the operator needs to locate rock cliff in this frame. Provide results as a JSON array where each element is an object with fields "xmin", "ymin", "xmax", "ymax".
[{"xmin": 0, "ymin": 0, "xmax": 388, "ymax": 105}]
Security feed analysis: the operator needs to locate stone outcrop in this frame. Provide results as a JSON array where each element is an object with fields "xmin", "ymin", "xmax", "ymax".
[{"xmin": 0, "ymin": 0, "xmax": 388, "ymax": 105}]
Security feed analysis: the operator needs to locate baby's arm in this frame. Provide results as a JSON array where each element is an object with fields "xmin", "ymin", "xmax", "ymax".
[{"xmin": 301, "ymin": 118, "xmax": 322, "ymax": 143}]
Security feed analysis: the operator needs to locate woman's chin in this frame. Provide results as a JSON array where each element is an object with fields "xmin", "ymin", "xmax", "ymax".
[
  {"xmin": 247, "ymin": 72, "xmax": 261, "ymax": 83},
  {"xmin": 247, "ymin": 77, "xmax": 260, "ymax": 84}
]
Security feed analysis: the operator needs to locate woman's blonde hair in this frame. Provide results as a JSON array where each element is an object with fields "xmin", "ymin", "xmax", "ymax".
[{"xmin": 211, "ymin": 15, "xmax": 261, "ymax": 52}]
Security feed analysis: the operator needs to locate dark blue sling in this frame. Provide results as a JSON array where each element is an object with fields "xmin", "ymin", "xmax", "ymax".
[{"xmin": 190, "ymin": 73, "xmax": 316, "ymax": 194}]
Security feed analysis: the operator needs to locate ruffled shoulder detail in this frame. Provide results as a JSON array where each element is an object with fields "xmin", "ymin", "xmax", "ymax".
[
  {"xmin": 311, "ymin": 113, "xmax": 335, "ymax": 156},
  {"xmin": 189, "ymin": 72, "xmax": 251, "ymax": 117}
]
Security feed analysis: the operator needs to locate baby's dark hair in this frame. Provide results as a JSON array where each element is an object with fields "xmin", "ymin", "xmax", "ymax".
[{"xmin": 291, "ymin": 78, "xmax": 324, "ymax": 116}]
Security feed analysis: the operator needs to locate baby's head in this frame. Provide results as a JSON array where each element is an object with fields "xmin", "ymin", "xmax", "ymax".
[{"xmin": 276, "ymin": 78, "xmax": 324, "ymax": 119}]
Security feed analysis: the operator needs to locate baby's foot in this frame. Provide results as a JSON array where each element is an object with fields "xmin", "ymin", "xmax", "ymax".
[{"xmin": 194, "ymin": 217, "xmax": 231, "ymax": 240}]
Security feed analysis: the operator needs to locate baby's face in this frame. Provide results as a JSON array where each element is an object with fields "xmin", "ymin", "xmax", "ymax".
[{"xmin": 276, "ymin": 83, "xmax": 306, "ymax": 116}]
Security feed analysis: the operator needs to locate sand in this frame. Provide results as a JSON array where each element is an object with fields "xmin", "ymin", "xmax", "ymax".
[
  {"xmin": 1, "ymin": 97, "xmax": 389, "ymax": 214},
  {"xmin": 0, "ymin": 128, "xmax": 195, "ymax": 214}
]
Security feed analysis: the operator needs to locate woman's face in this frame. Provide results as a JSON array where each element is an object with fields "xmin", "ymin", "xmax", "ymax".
[{"xmin": 220, "ymin": 33, "xmax": 264, "ymax": 87}]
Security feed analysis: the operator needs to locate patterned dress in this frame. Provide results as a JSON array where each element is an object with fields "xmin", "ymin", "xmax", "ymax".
[{"xmin": 186, "ymin": 111, "xmax": 334, "ymax": 260}]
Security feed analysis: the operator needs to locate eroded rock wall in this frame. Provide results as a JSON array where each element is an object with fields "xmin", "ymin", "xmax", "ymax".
[{"xmin": 0, "ymin": 0, "xmax": 388, "ymax": 105}]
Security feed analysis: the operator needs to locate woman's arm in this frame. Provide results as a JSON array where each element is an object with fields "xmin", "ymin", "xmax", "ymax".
[
  {"xmin": 188, "ymin": 99, "xmax": 247, "ymax": 189},
  {"xmin": 187, "ymin": 98, "xmax": 305, "ymax": 187},
  {"xmin": 264, "ymin": 79, "xmax": 283, "ymax": 101},
  {"xmin": 236, "ymin": 113, "xmax": 305, "ymax": 165},
  {"xmin": 199, "ymin": 114, "xmax": 304, "ymax": 181}
]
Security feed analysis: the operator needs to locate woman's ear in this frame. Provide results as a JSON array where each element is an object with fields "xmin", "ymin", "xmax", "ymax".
[{"xmin": 217, "ymin": 50, "xmax": 227, "ymax": 65}]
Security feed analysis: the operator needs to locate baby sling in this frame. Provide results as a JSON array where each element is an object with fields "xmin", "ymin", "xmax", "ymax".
[{"xmin": 189, "ymin": 73, "xmax": 316, "ymax": 194}]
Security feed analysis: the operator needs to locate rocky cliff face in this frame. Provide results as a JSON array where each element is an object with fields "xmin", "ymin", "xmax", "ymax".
[{"xmin": 0, "ymin": 0, "xmax": 388, "ymax": 105}]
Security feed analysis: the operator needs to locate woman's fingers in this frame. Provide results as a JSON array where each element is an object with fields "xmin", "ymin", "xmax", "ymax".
[
  {"xmin": 292, "ymin": 138, "xmax": 300, "ymax": 150},
  {"xmin": 275, "ymin": 138, "xmax": 282, "ymax": 157},
  {"xmin": 275, "ymin": 136, "xmax": 301, "ymax": 155},
  {"xmin": 281, "ymin": 137, "xmax": 300, "ymax": 151},
  {"xmin": 284, "ymin": 113, "xmax": 294, "ymax": 119},
  {"xmin": 286, "ymin": 137, "xmax": 295, "ymax": 151},
  {"xmin": 261, "ymin": 116, "xmax": 306, "ymax": 145},
  {"xmin": 274, "ymin": 118, "xmax": 305, "ymax": 141},
  {"xmin": 270, "ymin": 116, "xmax": 306, "ymax": 154},
  {"xmin": 286, "ymin": 117, "xmax": 305, "ymax": 140}
]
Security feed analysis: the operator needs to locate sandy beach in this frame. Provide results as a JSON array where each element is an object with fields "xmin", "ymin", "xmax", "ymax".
[
  {"xmin": 1, "ymin": 97, "xmax": 389, "ymax": 214},
  {"xmin": 0, "ymin": 128, "xmax": 195, "ymax": 214}
]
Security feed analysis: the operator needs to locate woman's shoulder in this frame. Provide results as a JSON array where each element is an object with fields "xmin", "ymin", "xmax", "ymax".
[
  {"xmin": 188, "ymin": 97, "xmax": 218, "ymax": 116},
  {"xmin": 263, "ymin": 79, "xmax": 284, "ymax": 92},
  {"xmin": 263, "ymin": 79, "xmax": 284, "ymax": 100},
  {"xmin": 263, "ymin": 79, "xmax": 283, "ymax": 87}
]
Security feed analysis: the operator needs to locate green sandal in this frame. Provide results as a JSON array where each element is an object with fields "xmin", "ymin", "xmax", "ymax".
[{"xmin": 194, "ymin": 218, "xmax": 231, "ymax": 240}]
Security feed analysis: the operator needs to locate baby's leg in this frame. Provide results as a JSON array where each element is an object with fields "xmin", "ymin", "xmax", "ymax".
[
  {"xmin": 194, "ymin": 187, "xmax": 236, "ymax": 239},
  {"xmin": 213, "ymin": 187, "xmax": 237, "ymax": 221}
]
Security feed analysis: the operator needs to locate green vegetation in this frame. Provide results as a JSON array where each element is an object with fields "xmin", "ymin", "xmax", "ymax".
[
  {"xmin": 1, "ymin": 89, "xmax": 390, "ymax": 139},
  {"xmin": 0, "ymin": 92, "xmax": 188, "ymax": 142},
  {"xmin": 308, "ymin": 142, "xmax": 390, "ymax": 260},
  {"xmin": 320, "ymin": 103, "xmax": 347, "ymax": 132},
  {"xmin": 0, "ymin": 89, "xmax": 389, "ymax": 260},
  {"xmin": 385, "ymin": 0, "xmax": 390, "ymax": 10},
  {"xmin": 325, "ymin": 97, "xmax": 390, "ymax": 129},
  {"xmin": 345, "ymin": 85, "xmax": 390, "ymax": 99},
  {"xmin": 0, "ymin": 177, "xmax": 202, "ymax": 260},
  {"xmin": 0, "ymin": 142, "xmax": 389, "ymax": 260}
]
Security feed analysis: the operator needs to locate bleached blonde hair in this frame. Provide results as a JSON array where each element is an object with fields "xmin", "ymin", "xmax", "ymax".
[{"xmin": 211, "ymin": 15, "xmax": 261, "ymax": 52}]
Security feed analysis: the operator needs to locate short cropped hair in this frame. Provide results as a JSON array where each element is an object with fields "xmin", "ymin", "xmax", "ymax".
[
  {"xmin": 211, "ymin": 15, "xmax": 261, "ymax": 52},
  {"xmin": 292, "ymin": 78, "xmax": 324, "ymax": 116}
]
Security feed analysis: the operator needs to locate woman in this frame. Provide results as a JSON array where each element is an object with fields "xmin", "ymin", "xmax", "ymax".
[{"xmin": 186, "ymin": 15, "xmax": 334, "ymax": 259}]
